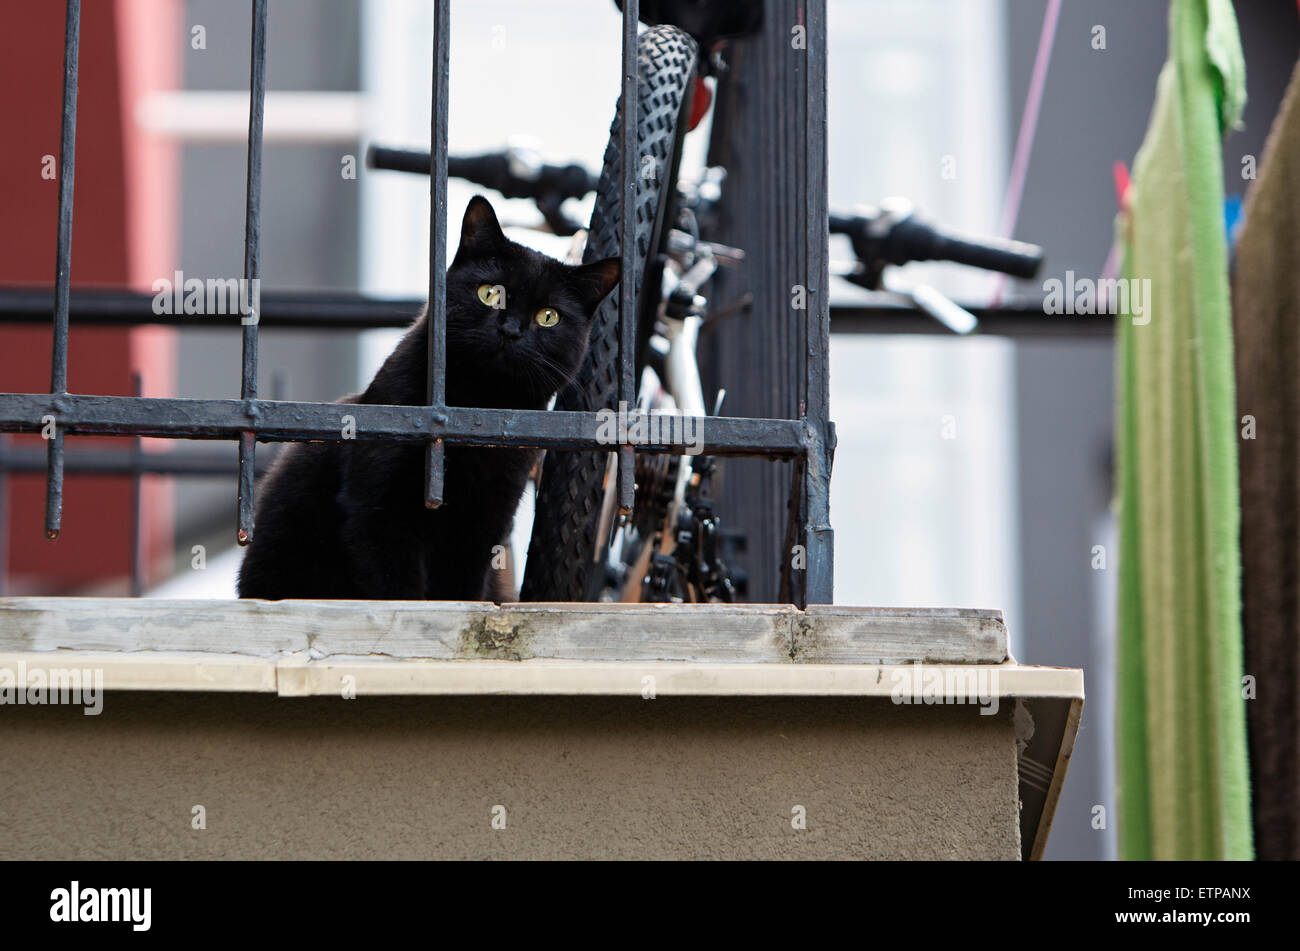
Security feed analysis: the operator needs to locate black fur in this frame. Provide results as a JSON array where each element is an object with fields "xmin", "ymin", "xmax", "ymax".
[{"xmin": 237, "ymin": 196, "xmax": 619, "ymax": 600}]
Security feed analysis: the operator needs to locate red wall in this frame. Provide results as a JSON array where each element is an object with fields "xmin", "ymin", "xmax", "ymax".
[{"xmin": 0, "ymin": 0, "xmax": 179, "ymax": 593}]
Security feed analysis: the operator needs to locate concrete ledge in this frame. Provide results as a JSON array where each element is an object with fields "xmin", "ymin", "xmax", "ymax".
[
  {"xmin": 0, "ymin": 598, "xmax": 1081, "ymax": 859},
  {"xmin": 0, "ymin": 598, "xmax": 1009, "ymax": 665}
]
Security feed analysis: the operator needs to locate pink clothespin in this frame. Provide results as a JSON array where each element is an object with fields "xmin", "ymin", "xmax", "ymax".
[
  {"xmin": 1098, "ymin": 161, "xmax": 1132, "ymax": 290},
  {"xmin": 1113, "ymin": 161, "xmax": 1132, "ymax": 215}
]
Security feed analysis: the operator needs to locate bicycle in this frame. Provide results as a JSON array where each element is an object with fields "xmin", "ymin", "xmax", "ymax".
[{"xmin": 369, "ymin": 2, "xmax": 1045, "ymax": 605}]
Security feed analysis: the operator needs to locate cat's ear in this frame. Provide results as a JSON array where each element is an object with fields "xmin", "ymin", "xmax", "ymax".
[
  {"xmin": 568, "ymin": 256, "xmax": 622, "ymax": 316},
  {"xmin": 457, "ymin": 195, "xmax": 506, "ymax": 256}
]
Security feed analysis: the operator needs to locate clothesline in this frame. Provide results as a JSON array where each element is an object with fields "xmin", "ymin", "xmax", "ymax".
[{"xmin": 990, "ymin": 0, "xmax": 1062, "ymax": 307}]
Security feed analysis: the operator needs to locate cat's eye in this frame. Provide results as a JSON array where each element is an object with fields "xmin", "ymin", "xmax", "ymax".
[
  {"xmin": 535, "ymin": 307, "xmax": 560, "ymax": 328},
  {"xmin": 477, "ymin": 284, "xmax": 503, "ymax": 308}
]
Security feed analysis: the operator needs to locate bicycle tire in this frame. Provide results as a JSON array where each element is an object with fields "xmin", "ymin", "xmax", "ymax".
[{"xmin": 520, "ymin": 25, "xmax": 698, "ymax": 602}]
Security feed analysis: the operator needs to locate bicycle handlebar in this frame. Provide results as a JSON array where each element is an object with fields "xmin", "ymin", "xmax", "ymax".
[
  {"xmin": 831, "ymin": 199, "xmax": 1044, "ymax": 287},
  {"xmin": 366, "ymin": 146, "xmax": 436, "ymax": 176},
  {"xmin": 890, "ymin": 218, "xmax": 1042, "ymax": 278},
  {"xmin": 366, "ymin": 145, "xmax": 598, "ymax": 203}
]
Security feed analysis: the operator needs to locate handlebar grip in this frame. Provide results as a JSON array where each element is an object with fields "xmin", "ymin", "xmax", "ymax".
[
  {"xmin": 366, "ymin": 145, "xmax": 431, "ymax": 174},
  {"xmin": 893, "ymin": 218, "xmax": 1044, "ymax": 279},
  {"xmin": 827, "ymin": 214, "xmax": 857, "ymax": 234},
  {"xmin": 367, "ymin": 145, "xmax": 598, "ymax": 203},
  {"xmin": 930, "ymin": 231, "xmax": 1043, "ymax": 279},
  {"xmin": 446, "ymin": 153, "xmax": 512, "ymax": 189},
  {"xmin": 368, "ymin": 148, "xmax": 537, "ymax": 194}
]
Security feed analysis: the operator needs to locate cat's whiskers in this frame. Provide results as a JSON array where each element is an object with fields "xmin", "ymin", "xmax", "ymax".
[
  {"xmin": 527, "ymin": 351, "xmax": 575, "ymax": 389},
  {"xmin": 519, "ymin": 361, "xmax": 559, "ymax": 397}
]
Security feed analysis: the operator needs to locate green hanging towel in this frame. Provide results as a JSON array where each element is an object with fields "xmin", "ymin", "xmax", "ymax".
[{"xmin": 1115, "ymin": 0, "xmax": 1252, "ymax": 860}]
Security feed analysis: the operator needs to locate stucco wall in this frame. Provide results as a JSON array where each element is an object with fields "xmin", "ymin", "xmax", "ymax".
[{"xmin": 1, "ymin": 692, "xmax": 1019, "ymax": 859}]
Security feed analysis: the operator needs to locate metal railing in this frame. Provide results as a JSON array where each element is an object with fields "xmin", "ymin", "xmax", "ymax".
[
  {"xmin": 0, "ymin": 288, "xmax": 1103, "ymax": 336},
  {"xmin": 0, "ymin": 0, "xmax": 836, "ymax": 605}
]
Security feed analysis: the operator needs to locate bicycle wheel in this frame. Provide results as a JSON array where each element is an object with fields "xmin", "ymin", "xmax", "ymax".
[{"xmin": 520, "ymin": 25, "xmax": 699, "ymax": 602}]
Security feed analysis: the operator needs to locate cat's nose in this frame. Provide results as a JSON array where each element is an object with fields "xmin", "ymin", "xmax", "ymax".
[{"xmin": 498, "ymin": 314, "xmax": 523, "ymax": 340}]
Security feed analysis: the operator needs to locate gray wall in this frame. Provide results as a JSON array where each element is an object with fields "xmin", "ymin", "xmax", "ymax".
[
  {"xmin": 171, "ymin": 0, "xmax": 364, "ymax": 546},
  {"xmin": 1004, "ymin": 0, "xmax": 1299, "ymax": 859},
  {"xmin": 2, "ymin": 693, "xmax": 1020, "ymax": 860}
]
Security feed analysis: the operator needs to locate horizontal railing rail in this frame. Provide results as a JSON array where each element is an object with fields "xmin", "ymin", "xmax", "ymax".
[
  {"xmin": 0, "ymin": 287, "xmax": 1107, "ymax": 337},
  {"xmin": 0, "ymin": 395, "xmax": 808, "ymax": 457}
]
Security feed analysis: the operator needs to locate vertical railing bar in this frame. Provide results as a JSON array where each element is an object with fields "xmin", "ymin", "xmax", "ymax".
[
  {"xmin": 424, "ymin": 0, "xmax": 451, "ymax": 508},
  {"xmin": 129, "ymin": 372, "xmax": 144, "ymax": 596},
  {"xmin": 617, "ymin": 0, "xmax": 639, "ymax": 517},
  {"xmin": 237, "ymin": 431, "xmax": 256, "ymax": 542},
  {"xmin": 0, "ymin": 436, "xmax": 9, "ymax": 595},
  {"xmin": 45, "ymin": 430, "xmax": 65, "ymax": 541},
  {"xmin": 237, "ymin": 0, "xmax": 268, "ymax": 545},
  {"xmin": 49, "ymin": 0, "xmax": 80, "ymax": 397},
  {"xmin": 44, "ymin": 0, "xmax": 81, "ymax": 541},
  {"xmin": 788, "ymin": 1, "xmax": 805, "ymax": 606},
  {"xmin": 778, "ymin": 454, "xmax": 805, "ymax": 604},
  {"xmin": 802, "ymin": 0, "xmax": 833, "ymax": 605}
]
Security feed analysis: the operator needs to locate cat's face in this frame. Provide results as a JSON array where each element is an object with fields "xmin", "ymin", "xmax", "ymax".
[{"xmin": 446, "ymin": 196, "xmax": 620, "ymax": 404}]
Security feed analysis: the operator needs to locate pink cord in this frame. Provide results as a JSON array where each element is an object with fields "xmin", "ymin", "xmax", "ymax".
[{"xmin": 991, "ymin": 0, "xmax": 1063, "ymax": 306}]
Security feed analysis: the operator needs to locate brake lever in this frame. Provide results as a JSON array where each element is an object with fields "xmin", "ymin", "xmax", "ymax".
[
  {"xmin": 665, "ymin": 230, "xmax": 744, "ymax": 267},
  {"xmin": 880, "ymin": 271, "xmax": 979, "ymax": 336},
  {"xmin": 535, "ymin": 193, "xmax": 583, "ymax": 237}
]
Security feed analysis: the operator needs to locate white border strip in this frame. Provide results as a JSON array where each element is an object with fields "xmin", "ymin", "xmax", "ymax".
[
  {"xmin": 135, "ymin": 91, "xmax": 369, "ymax": 143},
  {"xmin": 0, "ymin": 652, "xmax": 1083, "ymax": 699}
]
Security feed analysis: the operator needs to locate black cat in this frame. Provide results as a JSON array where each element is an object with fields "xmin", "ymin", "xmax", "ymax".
[{"xmin": 237, "ymin": 196, "xmax": 620, "ymax": 600}]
